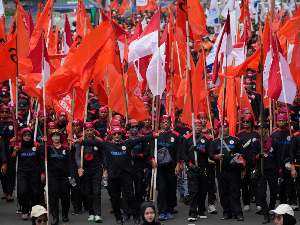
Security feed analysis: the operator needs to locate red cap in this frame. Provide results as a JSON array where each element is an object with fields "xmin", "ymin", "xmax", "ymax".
[
  {"xmin": 57, "ymin": 110, "xmax": 68, "ymax": 118},
  {"xmin": 242, "ymin": 114, "xmax": 254, "ymax": 125},
  {"xmin": 277, "ymin": 114, "xmax": 288, "ymax": 121},
  {"xmin": 280, "ymin": 107, "xmax": 294, "ymax": 115},
  {"xmin": 130, "ymin": 119, "xmax": 138, "ymax": 126},
  {"xmin": 84, "ymin": 122, "xmax": 95, "ymax": 130},
  {"xmin": 111, "ymin": 127, "xmax": 123, "ymax": 135},
  {"xmin": 72, "ymin": 119, "xmax": 83, "ymax": 127},
  {"xmin": 113, "ymin": 115, "xmax": 122, "ymax": 121},
  {"xmin": 0, "ymin": 105, "xmax": 10, "ymax": 112},
  {"xmin": 143, "ymin": 102, "xmax": 150, "ymax": 107},
  {"xmin": 17, "ymin": 84, "xmax": 23, "ymax": 90},
  {"xmin": 1, "ymin": 86, "xmax": 9, "ymax": 92},
  {"xmin": 20, "ymin": 128, "xmax": 32, "ymax": 136},
  {"xmin": 244, "ymin": 79, "xmax": 252, "ymax": 85},
  {"xmin": 46, "ymin": 129, "xmax": 68, "ymax": 147},
  {"xmin": 8, "ymin": 101, "xmax": 16, "ymax": 107},
  {"xmin": 47, "ymin": 122, "xmax": 58, "ymax": 129},
  {"xmin": 160, "ymin": 115, "xmax": 171, "ymax": 123},
  {"xmin": 142, "ymin": 96, "xmax": 150, "ymax": 102},
  {"xmin": 194, "ymin": 119, "xmax": 202, "ymax": 125},
  {"xmin": 241, "ymin": 107, "xmax": 251, "ymax": 115},
  {"xmin": 209, "ymin": 88, "xmax": 215, "ymax": 94},
  {"xmin": 38, "ymin": 110, "xmax": 48, "ymax": 118},
  {"xmin": 216, "ymin": 120, "xmax": 229, "ymax": 130},
  {"xmin": 110, "ymin": 119, "xmax": 121, "ymax": 127},
  {"xmin": 99, "ymin": 106, "xmax": 108, "ymax": 113},
  {"xmin": 207, "ymin": 73, "xmax": 213, "ymax": 78},
  {"xmin": 197, "ymin": 112, "xmax": 207, "ymax": 119}
]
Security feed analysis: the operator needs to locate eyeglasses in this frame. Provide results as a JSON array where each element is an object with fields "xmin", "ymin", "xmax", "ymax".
[
  {"xmin": 272, "ymin": 214, "xmax": 282, "ymax": 221},
  {"xmin": 1, "ymin": 111, "xmax": 8, "ymax": 114},
  {"xmin": 112, "ymin": 132, "xmax": 121, "ymax": 136},
  {"xmin": 242, "ymin": 120, "xmax": 250, "ymax": 123},
  {"xmin": 161, "ymin": 120, "xmax": 171, "ymax": 124},
  {"xmin": 131, "ymin": 125, "xmax": 138, "ymax": 128},
  {"xmin": 36, "ymin": 218, "xmax": 48, "ymax": 224}
]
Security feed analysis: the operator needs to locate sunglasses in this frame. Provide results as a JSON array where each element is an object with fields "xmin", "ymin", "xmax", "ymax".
[
  {"xmin": 131, "ymin": 125, "xmax": 138, "ymax": 128},
  {"xmin": 1, "ymin": 111, "xmax": 8, "ymax": 114},
  {"xmin": 112, "ymin": 132, "xmax": 121, "ymax": 136},
  {"xmin": 272, "ymin": 214, "xmax": 282, "ymax": 221},
  {"xmin": 36, "ymin": 218, "xmax": 48, "ymax": 224},
  {"xmin": 242, "ymin": 120, "xmax": 250, "ymax": 123},
  {"xmin": 161, "ymin": 120, "xmax": 171, "ymax": 124}
]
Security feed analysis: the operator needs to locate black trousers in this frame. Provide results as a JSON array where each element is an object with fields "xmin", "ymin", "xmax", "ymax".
[
  {"xmin": 71, "ymin": 174, "xmax": 83, "ymax": 212},
  {"xmin": 294, "ymin": 167, "xmax": 300, "ymax": 206},
  {"xmin": 123, "ymin": 170, "xmax": 144, "ymax": 215},
  {"xmin": 257, "ymin": 174, "xmax": 277, "ymax": 218},
  {"xmin": 157, "ymin": 166, "xmax": 176, "ymax": 215},
  {"xmin": 17, "ymin": 171, "xmax": 40, "ymax": 214},
  {"xmin": 187, "ymin": 169, "xmax": 208, "ymax": 217},
  {"xmin": 216, "ymin": 170, "xmax": 243, "ymax": 217},
  {"xmin": 6, "ymin": 164, "xmax": 16, "ymax": 196},
  {"xmin": 82, "ymin": 171, "xmax": 102, "ymax": 216},
  {"xmin": 279, "ymin": 169, "xmax": 297, "ymax": 205},
  {"xmin": 0, "ymin": 172, "xmax": 7, "ymax": 193},
  {"xmin": 109, "ymin": 173, "xmax": 139, "ymax": 221},
  {"xmin": 48, "ymin": 176, "xmax": 70, "ymax": 215},
  {"xmin": 241, "ymin": 168, "xmax": 261, "ymax": 206},
  {"xmin": 207, "ymin": 164, "xmax": 215, "ymax": 205}
]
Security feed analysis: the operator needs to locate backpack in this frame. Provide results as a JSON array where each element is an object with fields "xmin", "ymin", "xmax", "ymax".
[{"xmin": 157, "ymin": 133, "xmax": 173, "ymax": 167}]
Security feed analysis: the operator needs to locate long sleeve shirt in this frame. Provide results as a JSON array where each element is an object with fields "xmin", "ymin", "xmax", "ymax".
[{"xmin": 80, "ymin": 134, "xmax": 156, "ymax": 178}]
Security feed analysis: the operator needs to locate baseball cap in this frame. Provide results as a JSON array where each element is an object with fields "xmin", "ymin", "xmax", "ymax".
[
  {"xmin": 31, "ymin": 205, "xmax": 48, "ymax": 218},
  {"xmin": 18, "ymin": 99, "xmax": 28, "ymax": 110},
  {"xmin": 270, "ymin": 204, "xmax": 294, "ymax": 216}
]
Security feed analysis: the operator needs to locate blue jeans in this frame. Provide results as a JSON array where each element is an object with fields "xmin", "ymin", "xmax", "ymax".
[{"xmin": 177, "ymin": 163, "xmax": 188, "ymax": 196}]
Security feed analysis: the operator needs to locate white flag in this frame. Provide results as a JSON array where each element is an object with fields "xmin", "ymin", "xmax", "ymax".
[
  {"xmin": 136, "ymin": 0, "xmax": 148, "ymax": 6},
  {"xmin": 260, "ymin": 0, "xmax": 267, "ymax": 22},
  {"xmin": 0, "ymin": 0, "xmax": 4, "ymax": 17},
  {"xmin": 207, "ymin": 0, "xmax": 220, "ymax": 27}
]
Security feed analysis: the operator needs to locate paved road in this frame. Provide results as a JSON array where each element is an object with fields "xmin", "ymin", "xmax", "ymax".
[{"xmin": 1, "ymin": 188, "xmax": 300, "ymax": 225}]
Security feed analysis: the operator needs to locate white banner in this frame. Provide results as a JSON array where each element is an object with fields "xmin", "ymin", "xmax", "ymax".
[{"xmin": 136, "ymin": 0, "xmax": 148, "ymax": 6}]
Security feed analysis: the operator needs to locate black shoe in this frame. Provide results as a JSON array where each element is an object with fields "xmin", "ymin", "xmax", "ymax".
[
  {"xmin": 116, "ymin": 220, "xmax": 123, "ymax": 225},
  {"xmin": 51, "ymin": 215, "xmax": 59, "ymax": 225},
  {"xmin": 222, "ymin": 214, "xmax": 233, "ymax": 220},
  {"xmin": 134, "ymin": 219, "xmax": 140, "ymax": 225},
  {"xmin": 262, "ymin": 218, "xmax": 270, "ymax": 224},
  {"xmin": 183, "ymin": 195, "xmax": 190, "ymax": 205},
  {"xmin": 62, "ymin": 213, "xmax": 69, "ymax": 222},
  {"xmin": 250, "ymin": 196, "xmax": 256, "ymax": 203},
  {"xmin": 236, "ymin": 216, "xmax": 244, "ymax": 221},
  {"xmin": 72, "ymin": 209, "xmax": 81, "ymax": 215},
  {"xmin": 172, "ymin": 208, "xmax": 178, "ymax": 214},
  {"xmin": 179, "ymin": 194, "xmax": 184, "ymax": 202}
]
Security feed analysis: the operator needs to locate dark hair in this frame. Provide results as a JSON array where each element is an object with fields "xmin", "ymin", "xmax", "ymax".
[
  {"xmin": 282, "ymin": 214, "xmax": 296, "ymax": 225},
  {"xmin": 178, "ymin": 109, "xmax": 183, "ymax": 117},
  {"xmin": 31, "ymin": 217, "xmax": 36, "ymax": 225}
]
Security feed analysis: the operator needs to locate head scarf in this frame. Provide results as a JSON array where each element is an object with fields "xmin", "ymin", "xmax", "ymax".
[{"xmin": 140, "ymin": 202, "xmax": 161, "ymax": 225}]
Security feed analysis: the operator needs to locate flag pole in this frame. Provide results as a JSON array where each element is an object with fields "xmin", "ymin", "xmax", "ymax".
[
  {"xmin": 169, "ymin": 42, "xmax": 174, "ymax": 116},
  {"xmin": 185, "ymin": 0, "xmax": 197, "ymax": 167},
  {"xmin": 80, "ymin": 18, "xmax": 88, "ymax": 170},
  {"xmin": 153, "ymin": 6, "xmax": 162, "ymax": 203},
  {"xmin": 260, "ymin": 45, "xmax": 264, "ymax": 175},
  {"xmin": 106, "ymin": 66, "xmax": 112, "ymax": 130},
  {"xmin": 41, "ymin": 30, "xmax": 50, "ymax": 225},
  {"xmin": 203, "ymin": 49, "xmax": 214, "ymax": 139},
  {"xmin": 69, "ymin": 87, "xmax": 75, "ymax": 149}
]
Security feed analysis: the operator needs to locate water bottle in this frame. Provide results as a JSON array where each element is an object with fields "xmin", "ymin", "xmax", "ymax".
[
  {"xmin": 103, "ymin": 175, "xmax": 108, "ymax": 187},
  {"xmin": 69, "ymin": 177, "xmax": 76, "ymax": 187}
]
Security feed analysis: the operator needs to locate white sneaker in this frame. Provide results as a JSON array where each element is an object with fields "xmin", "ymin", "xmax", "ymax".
[
  {"xmin": 243, "ymin": 205, "xmax": 251, "ymax": 212},
  {"xmin": 188, "ymin": 217, "xmax": 197, "ymax": 221},
  {"xmin": 94, "ymin": 215, "xmax": 103, "ymax": 223},
  {"xmin": 208, "ymin": 204, "xmax": 217, "ymax": 214},
  {"xmin": 88, "ymin": 215, "xmax": 95, "ymax": 221}
]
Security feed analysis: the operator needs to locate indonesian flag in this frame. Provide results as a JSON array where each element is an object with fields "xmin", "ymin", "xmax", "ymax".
[
  {"xmin": 36, "ymin": 37, "xmax": 51, "ymax": 89},
  {"xmin": 263, "ymin": 28, "xmax": 297, "ymax": 104},
  {"xmin": 128, "ymin": 10, "xmax": 160, "ymax": 63},
  {"xmin": 212, "ymin": 12, "xmax": 232, "ymax": 84},
  {"xmin": 63, "ymin": 15, "xmax": 73, "ymax": 54}
]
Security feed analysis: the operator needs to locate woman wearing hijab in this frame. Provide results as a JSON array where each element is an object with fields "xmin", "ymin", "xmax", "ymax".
[
  {"xmin": 9, "ymin": 128, "xmax": 41, "ymax": 221},
  {"xmin": 41, "ymin": 129, "xmax": 76, "ymax": 225},
  {"xmin": 140, "ymin": 202, "xmax": 162, "ymax": 225}
]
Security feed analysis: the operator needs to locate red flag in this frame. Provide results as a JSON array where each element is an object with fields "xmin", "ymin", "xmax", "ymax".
[
  {"xmin": 279, "ymin": 6, "xmax": 300, "ymax": 44},
  {"xmin": 76, "ymin": 0, "xmax": 93, "ymax": 34},
  {"xmin": 0, "ymin": 36, "xmax": 17, "ymax": 82},
  {"xmin": 111, "ymin": 0, "xmax": 119, "ymax": 10},
  {"xmin": 64, "ymin": 14, "xmax": 73, "ymax": 54},
  {"xmin": 119, "ymin": 0, "xmax": 130, "ymax": 16},
  {"xmin": 28, "ymin": 7, "xmax": 34, "ymax": 40},
  {"xmin": 272, "ymin": 7, "xmax": 283, "ymax": 32},
  {"xmin": 239, "ymin": 0, "xmax": 251, "ymax": 43},
  {"xmin": 0, "ymin": 16, "xmax": 6, "ymax": 50}
]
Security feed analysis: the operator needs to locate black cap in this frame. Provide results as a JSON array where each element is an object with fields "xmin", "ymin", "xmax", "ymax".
[
  {"xmin": 0, "ymin": 91, "xmax": 10, "ymax": 97},
  {"xmin": 18, "ymin": 99, "xmax": 28, "ymax": 110},
  {"xmin": 256, "ymin": 122, "xmax": 269, "ymax": 129}
]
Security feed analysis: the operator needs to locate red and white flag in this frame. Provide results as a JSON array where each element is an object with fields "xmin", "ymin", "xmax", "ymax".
[
  {"xmin": 212, "ymin": 12, "xmax": 232, "ymax": 84},
  {"xmin": 37, "ymin": 37, "xmax": 51, "ymax": 89},
  {"xmin": 263, "ymin": 28, "xmax": 297, "ymax": 104},
  {"xmin": 128, "ymin": 9, "xmax": 160, "ymax": 63},
  {"xmin": 63, "ymin": 15, "xmax": 73, "ymax": 54}
]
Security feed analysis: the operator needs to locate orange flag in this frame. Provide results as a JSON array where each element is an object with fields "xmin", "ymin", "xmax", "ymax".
[
  {"xmin": 0, "ymin": 17, "xmax": 6, "ymax": 50},
  {"xmin": 239, "ymin": 0, "xmax": 251, "ymax": 42},
  {"xmin": 46, "ymin": 21, "xmax": 114, "ymax": 100},
  {"xmin": 29, "ymin": 0, "xmax": 54, "ymax": 51},
  {"xmin": 272, "ymin": 7, "xmax": 283, "ymax": 32},
  {"xmin": 36, "ymin": 3, "xmax": 42, "ymax": 23},
  {"xmin": 111, "ymin": 0, "xmax": 119, "ymax": 10},
  {"xmin": 119, "ymin": 0, "xmax": 130, "ymax": 16},
  {"xmin": 289, "ymin": 42, "xmax": 300, "ymax": 88},
  {"xmin": 76, "ymin": 0, "xmax": 93, "ymax": 34},
  {"xmin": 0, "ymin": 36, "xmax": 17, "ymax": 83},
  {"xmin": 279, "ymin": 6, "xmax": 300, "ymax": 44}
]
